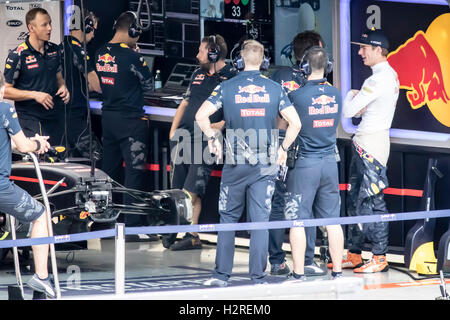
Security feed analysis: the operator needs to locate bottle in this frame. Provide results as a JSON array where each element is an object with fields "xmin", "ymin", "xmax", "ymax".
[{"xmin": 154, "ymin": 70, "xmax": 162, "ymax": 90}]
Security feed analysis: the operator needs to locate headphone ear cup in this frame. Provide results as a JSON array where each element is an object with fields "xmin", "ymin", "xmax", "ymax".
[
  {"xmin": 325, "ymin": 59, "xmax": 333, "ymax": 75},
  {"xmin": 208, "ymin": 46, "xmax": 220, "ymax": 63},
  {"xmin": 85, "ymin": 17, "xmax": 94, "ymax": 34},
  {"xmin": 233, "ymin": 54, "xmax": 245, "ymax": 71},
  {"xmin": 300, "ymin": 60, "xmax": 311, "ymax": 76},
  {"xmin": 260, "ymin": 56, "xmax": 270, "ymax": 71}
]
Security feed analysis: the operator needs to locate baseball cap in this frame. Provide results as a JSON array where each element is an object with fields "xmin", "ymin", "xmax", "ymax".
[{"xmin": 351, "ymin": 28, "xmax": 390, "ymax": 49}]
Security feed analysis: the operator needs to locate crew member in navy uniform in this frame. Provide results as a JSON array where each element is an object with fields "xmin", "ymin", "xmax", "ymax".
[
  {"xmin": 166, "ymin": 34, "xmax": 235, "ymax": 251},
  {"xmin": 60, "ymin": 9, "xmax": 101, "ymax": 157},
  {"xmin": 284, "ymin": 47, "xmax": 344, "ymax": 281},
  {"xmin": 197, "ymin": 40, "xmax": 301, "ymax": 286},
  {"xmin": 0, "ymin": 73, "xmax": 55, "ymax": 297},
  {"xmin": 95, "ymin": 11, "xmax": 153, "ymax": 237},
  {"xmin": 269, "ymin": 30, "xmax": 328, "ymax": 277},
  {"xmin": 3, "ymin": 8, "xmax": 70, "ymax": 146}
]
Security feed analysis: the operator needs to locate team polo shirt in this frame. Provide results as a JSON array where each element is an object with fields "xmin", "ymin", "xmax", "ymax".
[
  {"xmin": 0, "ymin": 102, "xmax": 22, "ymax": 190},
  {"xmin": 288, "ymin": 78, "xmax": 342, "ymax": 157},
  {"xmin": 60, "ymin": 35, "xmax": 95, "ymax": 110},
  {"xmin": 270, "ymin": 65, "xmax": 306, "ymax": 95},
  {"xmin": 178, "ymin": 64, "xmax": 235, "ymax": 138},
  {"xmin": 207, "ymin": 70, "xmax": 292, "ymax": 157},
  {"xmin": 4, "ymin": 39, "xmax": 63, "ymax": 120},
  {"xmin": 95, "ymin": 42, "xmax": 153, "ymax": 116}
]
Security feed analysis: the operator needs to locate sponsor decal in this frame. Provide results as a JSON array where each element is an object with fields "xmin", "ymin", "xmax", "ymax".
[
  {"xmin": 25, "ymin": 55, "xmax": 37, "ymax": 64},
  {"xmin": 5, "ymin": 64, "xmax": 11, "ymax": 69},
  {"xmin": 281, "ymin": 80, "xmax": 300, "ymax": 92},
  {"xmin": 7, "ymin": 20, "xmax": 22, "ymax": 27},
  {"xmin": 13, "ymin": 43, "xmax": 28, "ymax": 55},
  {"xmin": 29, "ymin": 3, "xmax": 42, "ymax": 9},
  {"xmin": 238, "ymin": 84, "xmax": 266, "ymax": 94},
  {"xmin": 195, "ymin": 74, "xmax": 205, "ymax": 81},
  {"xmin": 47, "ymin": 51, "xmax": 57, "ymax": 57},
  {"xmin": 308, "ymin": 104, "xmax": 338, "ymax": 115},
  {"xmin": 313, "ymin": 119, "xmax": 334, "ymax": 128},
  {"xmin": 240, "ymin": 108, "xmax": 266, "ymax": 117},
  {"xmin": 387, "ymin": 13, "xmax": 450, "ymax": 127},
  {"xmin": 6, "ymin": 5, "xmax": 24, "ymax": 11},
  {"xmin": 96, "ymin": 54, "xmax": 118, "ymax": 73},
  {"xmin": 17, "ymin": 32, "xmax": 29, "ymax": 41},
  {"xmin": 27, "ymin": 63, "xmax": 39, "ymax": 70},
  {"xmin": 235, "ymin": 85, "xmax": 269, "ymax": 104},
  {"xmin": 311, "ymin": 94, "xmax": 336, "ymax": 105},
  {"xmin": 79, "ymin": 211, "xmax": 90, "ymax": 220},
  {"xmin": 101, "ymin": 77, "xmax": 115, "ymax": 85},
  {"xmin": 71, "ymin": 40, "xmax": 81, "ymax": 47}
]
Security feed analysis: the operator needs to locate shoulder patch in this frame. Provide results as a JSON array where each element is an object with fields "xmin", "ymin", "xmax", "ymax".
[{"xmin": 71, "ymin": 39, "xmax": 81, "ymax": 47}]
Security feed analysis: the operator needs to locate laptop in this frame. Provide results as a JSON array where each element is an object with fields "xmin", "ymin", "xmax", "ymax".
[{"xmin": 145, "ymin": 63, "xmax": 198, "ymax": 99}]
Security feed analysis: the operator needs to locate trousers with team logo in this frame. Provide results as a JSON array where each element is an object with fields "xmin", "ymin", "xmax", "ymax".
[
  {"xmin": 346, "ymin": 144, "xmax": 389, "ymax": 256},
  {"xmin": 213, "ymin": 163, "xmax": 276, "ymax": 282}
]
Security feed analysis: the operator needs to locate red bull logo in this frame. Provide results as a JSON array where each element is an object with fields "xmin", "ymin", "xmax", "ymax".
[
  {"xmin": 238, "ymin": 85, "xmax": 266, "ymax": 94},
  {"xmin": 236, "ymin": 85, "xmax": 269, "ymax": 104},
  {"xmin": 281, "ymin": 80, "xmax": 301, "ymax": 92},
  {"xmin": 387, "ymin": 13, "xmax": 450, "ymax": 127},
  {"xmin": 311, "ymin": 95, "xmax": 336, "ymax": 106},
  {"xmin": 96, "ymin": 53, "xmax": 118, "ymax": 73},
  {"xmin": 13, "ymin": 42, "xmax": 28, "ymax": 55}
]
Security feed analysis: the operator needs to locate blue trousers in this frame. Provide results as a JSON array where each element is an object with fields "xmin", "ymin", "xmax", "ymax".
[
  {"xmin": 269, "ymin": 179, "xmax": 317, "ymax": 266},
  {"xmin": 213, "ymin": 164, "xmax": 276, "ymax": 282}
]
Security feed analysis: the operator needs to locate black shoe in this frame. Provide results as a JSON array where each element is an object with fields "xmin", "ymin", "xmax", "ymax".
[
  {"xmin": 270, "ymin": 262, "xmax": 290, "ymax": 275},
  {"xmin": 125, "ymin": 234, "xmax": 140, "ymax": 242},
  {"xmin": 304, "ymin": 261, "xmax": 327, "ymax": 276},
  {"xmin": 162, "ymin": 233, "xmax": 178, "ymax": 249},
  {"xmin": 170, "ymin": 233, "xmax": 202, "ymax": 251}
]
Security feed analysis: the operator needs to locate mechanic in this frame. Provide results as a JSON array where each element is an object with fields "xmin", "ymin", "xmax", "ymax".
[
  {"xmin": 165, "ymin": 34, "xmax": 235, "ymax": 251},
  {"xmin": 268, "ymin": 30, "xmax": 328, "ymax": 277},
  {"xmin": 3, "ymin": 8, "xmax": 70, "ymax": 146},
  {"xmin": 0, "ymin": 72, "xmax": 55, "ymax": 297},
  {"xmin": 60, "ymin": 9, "xmax": 101, "ymax": 158},
  {"xmin": 332, "ymin": 29, "xmax": 399, "ymax": 273},
  {"xmin": 196, "ymin": 40, "xmax": 301, "ymax": 286},
  {"xmin": 284, "ymin": 46, "xmax": 344, "ymax": 281},
  {"xmin": 95, "ymin": 11, "xmax": 153, "ymax": 237}
]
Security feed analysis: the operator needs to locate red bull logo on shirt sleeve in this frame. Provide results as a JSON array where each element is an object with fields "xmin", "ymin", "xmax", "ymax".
[{"xmin": 387, "ymin": 13, "xmax": 450, "ymax": 127}]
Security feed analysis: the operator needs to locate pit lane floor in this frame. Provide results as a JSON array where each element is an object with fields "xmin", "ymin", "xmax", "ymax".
[{"xmin": 0, "ymin": 234, "xmax": 447, "ymax": 300}]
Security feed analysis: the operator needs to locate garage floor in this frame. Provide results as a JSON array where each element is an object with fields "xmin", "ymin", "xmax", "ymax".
[{"xmin": 0, "ymin": 233, "xmax": 448, "ymax": 300}]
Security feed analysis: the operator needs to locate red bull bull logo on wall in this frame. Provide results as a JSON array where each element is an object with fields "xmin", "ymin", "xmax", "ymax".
[
  {"xmin": 387, "ymin": 13, "xmax": 450, "ymax": 127},
  {"xmin": 96, "ymin": 53, "xmax": 118, "ymax": 73}
]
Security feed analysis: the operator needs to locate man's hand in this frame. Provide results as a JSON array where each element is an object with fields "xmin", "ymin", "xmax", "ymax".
[
  {"xmin": 33, "ymin": 91, "xmax": 54, "ymax": 110},
  {"xmin": 208, "ymin": 137, "xmax": 222, "ymax": 162},
  {"xmin": 277, "ymin": 146, "xmax": 287, "ymax": 166},
  {"xmin": 30, "ymin": 134, "xmax": 50, "ymax": 154},
  {"xmin": 56, "ymin": 85, "xmax": 70, "ymax": 104}
]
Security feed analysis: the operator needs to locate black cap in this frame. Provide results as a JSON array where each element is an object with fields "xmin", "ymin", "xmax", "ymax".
[{"xmin": 351, "ymin": 28, "xmax": 389, "ymax": 50}]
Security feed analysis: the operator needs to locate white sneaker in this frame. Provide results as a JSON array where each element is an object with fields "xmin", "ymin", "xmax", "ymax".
[
  {"xmin": 203, "ymin": 277, "xmax": 228, "ymax": 287},
  {"xmin": 27, "ymin": 274, "xmax": 56, "ymax": 298}
]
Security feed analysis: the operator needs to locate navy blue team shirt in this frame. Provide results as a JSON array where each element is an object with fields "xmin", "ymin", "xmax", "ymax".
[
  {"xmin": 207, "ymin": 70, "xmax": 291, "ymax": 157},
  {"xmin": 95, "ymin": 42, "xmax": 153, "ymax": 115},
  {"xmin": 4, "ymin": 39, "xmax": 63, "ymax": 120},
  {"xmin": 288, "ymin": 78, "xmax": 342, "ymax": 157},
  {"xmin": 0, "ymin": 102, "xmax": 22, "ymax": 190}
]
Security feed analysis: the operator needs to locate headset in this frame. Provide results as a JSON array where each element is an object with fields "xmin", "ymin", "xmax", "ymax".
[
  {"xmin": 232, "ymin": 41, "xmax": 270, "ymax": 71},
  {"xmin": 207, "ymin": 35, "xmax": 221, "ymax": 63},
  {"xmin": 69, "ymin": 10, "xmax": 95, "ymax": 34},
  {"xmin": 84, "ymin": 13, "xmax": 95, "ymax": 34},
  {"xmin": 113, "ymin": 11, "xmax": 142, "ymax": 38},
  {"xmin": 299, "ymin": 46, "xmax": 333, "ymax": 76}
]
